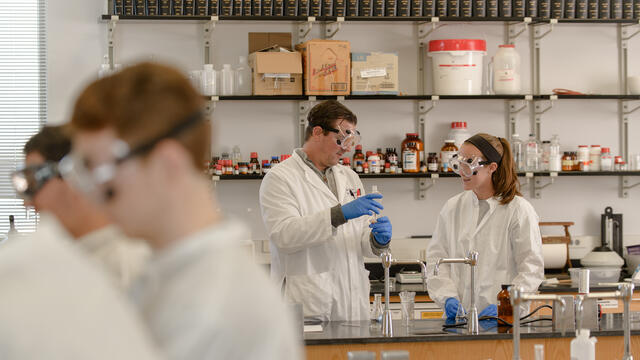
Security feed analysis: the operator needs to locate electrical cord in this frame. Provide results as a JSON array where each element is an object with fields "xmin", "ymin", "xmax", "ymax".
[{"xmin": 441, "ymin": 304, "xmax": 554, "ymax": 330}]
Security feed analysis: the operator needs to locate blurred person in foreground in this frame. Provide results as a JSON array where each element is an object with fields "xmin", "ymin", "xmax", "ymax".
[{"xmin": 66, "ymin": 62, "xmax": 302, "ymax": 360}]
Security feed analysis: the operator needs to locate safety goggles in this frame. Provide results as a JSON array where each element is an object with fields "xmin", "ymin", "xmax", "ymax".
[
  {"xmin": 59, "ymin": 110, "xmax": 204, "ymax": 203},
  {"xmin": 11, "ymin": 162, "xmax": 62, "ymax": 200},
  {"xmin": 318, "ymin": 124, "xmax": 361, "ymax": 150},
  {"xmin": 450, "ymin": 153, "xmax": 491, "ymax": 177}
]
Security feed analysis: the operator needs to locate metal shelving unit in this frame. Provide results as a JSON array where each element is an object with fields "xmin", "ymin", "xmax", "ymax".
[{"xmin": 102, "ymin": 13, "xmax": 640, "ymax": 199}]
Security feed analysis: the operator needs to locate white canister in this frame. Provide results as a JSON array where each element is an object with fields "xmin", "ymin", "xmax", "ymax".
[
  {"xmin": 577, "ymin": 145, "xmax": 590, "ymax": 164},
  {"xmin": 428, "ymin": 39, "xmax": 487, "ymax": 95},
  {"xmin": 589, "ymin": 145, "xmax": 601, "ymax": 171},
  {"xmin": 492, "ymin": 44, "xmax": 521, "ymax": 95}
]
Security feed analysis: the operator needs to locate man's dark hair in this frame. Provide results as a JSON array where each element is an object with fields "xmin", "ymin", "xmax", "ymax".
[
  {"xmin": 304, "ymin": 100, "xmax": 357, "ymax": 142},
  {"xmin": 23, "ymin": 125, "xmax": 72, "ymax": 162}
]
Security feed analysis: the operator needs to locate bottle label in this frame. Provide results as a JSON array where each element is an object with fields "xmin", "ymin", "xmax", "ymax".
[
  {"xmin": 441, "ymin": 151, "xmax": 457, "ymax": 171},
  {"xmin": 402, "ymin": 151, "xmax": 417, "ymax": 170},
  {"xmin": 428, "ymin": 163, "xmax": 438, "ymax": 172},
  {"xmin": 496, "ymin": 69, "xmax": 515, "ymax": 82}
]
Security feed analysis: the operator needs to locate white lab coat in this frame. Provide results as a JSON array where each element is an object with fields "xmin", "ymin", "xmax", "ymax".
[
  {"xmin": 77, "ymin": 225, "xmax": 150, "ymax": 288},
  {"xmin": 130, "ymin": 218, "xmax": 302, "ymax": 360},
  {"xmin": 426, "ymin": 191, "xmax": 544, "ymax": 313},
  {"xmin": 0, "ymin": 214, "xmax": 161, "ymax": 360},
  {"xmin": 259, "ymin": 152, "xmax": 376, "ymax": 322}
]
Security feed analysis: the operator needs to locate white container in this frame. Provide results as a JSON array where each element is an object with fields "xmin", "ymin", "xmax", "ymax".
[
  {"xmin": 570, "ymin": 267, "xmax": 621, "ymax": 287},
  {"xmin": 491, "ymin": 44, "xmax": 521, "ymax": 95},
  {"xmin": 201, "ymin": 64, "xmax": 217, "ymax": 96},
  {"xmin": 628, "ymin": 75, "xmax": 640, "ymax": 95},
  {"xmin": 601, "ymin": 147, "xmax": 613, "ymax": 171},
  {"xmin": 549, "ymin": 135, "xmax": 562, "ymax": 172},
  {"xmin": 577, "ymin": 145, "xmax": 590, "ymax": 164},
  {"xmin": 221, "ymin": 63, "xmax": 235, "ymax": 96},
  {"xmin": 368, "ymin": 155, "xmax": 381, "ymax": 174},
  {"xmin": 589, "ymin": 145, "xmax": 601, "ymax": 171},
  {"xmin": 525, "ymin": 134, "xmax": 540, "ymax": 171},
  {"xmin": 428, "ymin": 39, "xmax": 487, "ymax": 95},
  {"xmin": 570, "ymin": 329, "xmax": 596, "ymax": 360},
  {"xmin": 448, "ymin": 122, "xmax": 471, "ymax": 150},
  {"xmin": 235, "ymin": 56, "xmax": 252, "ymax": 96}
]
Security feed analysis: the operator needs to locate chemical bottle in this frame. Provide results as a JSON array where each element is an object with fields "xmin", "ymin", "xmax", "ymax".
[
  {"xmin": 511, "ymin": 134, "xmax": 525, "ymax": 172},
  {"xmin": 497, "ymin": 284, "xmax": 513, "ymax": 324},
  {"xmin": 353, "ymin": 145, "xmax": 365, "ymax": 173},
  {"xmin": 202, "ymin": 64, "xmax": 217, "ymax": 96},
  {"xmin": 221, "ymin": 63, "xmax": 235, "ymax": 96},
  {"xmin": 570, "ymin": 329, "xmax": 596, "ymax": 360},
  {"xmin": 492, "ymin": 44, "xmax": 521, "ymax": 95},
  {"xmin": 249, "ymin": 152, "xmax": 260, "ymax": 174},
  {"xmin": 235, "ymin": 56, "xmax": 252, "ymax": 95},
  {"xmin": 448, "ymin": 122, "xmax": 471, "ymax": 150},
  {"xmin": 525, "ymin": 134, "xmax": 540, "ymax": 171},
  {"xmin": 440, "ymin": 140, "xmax": 458, "ymax": 172},
  {"xmin": 377, "ymin": 148, "xmax": 386, "ymax": 168},
  {"xmin": 549, "ymin": 135, "xmax": 562, "ymax": 172}
]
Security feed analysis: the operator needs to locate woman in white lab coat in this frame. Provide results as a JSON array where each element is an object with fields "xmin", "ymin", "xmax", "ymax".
[{"xmin": 426, "ymin": 133, "xmax": 544, "ymax": 321}]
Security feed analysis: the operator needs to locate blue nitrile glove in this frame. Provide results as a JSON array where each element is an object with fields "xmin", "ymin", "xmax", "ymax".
[
  {"xmin": 445, "ymin": 297, "xmax": 460, "ymax": 320},
  {"xmin": 341, "ymin": 193, "xmax": 383, "ymax": 221},
  {"xmin": 370, "ymin": 216, "xmax": 392, "ymax": 246},
  {"xmin": 479, "ymin": 304, "xmax": 498, "ymax": 318}
]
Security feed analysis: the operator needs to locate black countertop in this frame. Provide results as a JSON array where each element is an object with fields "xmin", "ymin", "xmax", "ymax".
[
  {"xmin": 369, "ymin": 281, "xmax": 627, "ymax": 297},
  {"xmin": 304, "ymin": 313, "xmax": 640, "ymax": 345}
]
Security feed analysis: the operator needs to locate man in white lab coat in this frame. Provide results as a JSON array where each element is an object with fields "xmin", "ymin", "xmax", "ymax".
[
  {"xmin": 260, "ymin": 100, "xmax": 394, "ymax": 322},
  {"xmin": 67, "ymin": 62, "xmax": 302, "ymax": 360},
  {"xmin": 0, "ymin": 213, "xmax": 161, "ymax": 360},
  {"xmin": 15, "ymin": 125, "xmax": 150, "ymax": 288}
]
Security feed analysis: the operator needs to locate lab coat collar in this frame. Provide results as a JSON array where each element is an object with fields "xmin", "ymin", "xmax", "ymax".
[
  {"xmin": 292, "ymin": 151, "xmax": 338, "ymax": 201},
  {"xmin": 76, "ymin": 224, "xmax": 121, "ymax": 253},
  {"xmin": 470, "ymin": 190, "xmax": 500, "ymax": 209}
]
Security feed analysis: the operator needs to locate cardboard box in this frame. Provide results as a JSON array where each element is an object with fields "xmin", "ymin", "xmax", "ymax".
[
  {"xmin": 249, "ymin": 48, "xmax": 303, "ymax": 95},
  {"xmin": 351, "ymin": 52, "xmax": 399, "ymax": 95},
  {"xmin": 296, "ymin": 39, "xmax": 350, "ymax": 96},
  {"xmin": 248, "ymin": 32, "xmax": 293, "ymax": 54}
]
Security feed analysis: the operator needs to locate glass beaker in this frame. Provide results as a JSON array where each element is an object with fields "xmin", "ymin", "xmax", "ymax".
[{"xmin": 400, "ymin": 291, "xmax": 416, "ymax": 328}]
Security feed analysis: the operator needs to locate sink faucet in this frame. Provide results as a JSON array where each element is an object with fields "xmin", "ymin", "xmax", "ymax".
[
  {"xmin": 576, "ymin": 282, "xmax": 634, "ymax": 360},
  {"xmin": 380, "ymin": 251, "xmax": 428, "ymax": 337},
  {"xmin": 509, "ymin": 286, "xmax": 567, "ymax": 360},
  {"xmin": 433, "ymin": 251, "xmax": 479, "ymax": 335}
]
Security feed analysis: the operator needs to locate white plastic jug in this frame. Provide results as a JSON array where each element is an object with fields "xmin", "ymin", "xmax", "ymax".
[
  {"xmin": 221, "ymin": 64, "xmax": 235, "ymax": 96},
  {"xmin": 490, "ymin": 44, "xmax": 521, "ymax": 95},
  {"xmin": 428, "ymin": 39, "xmax": 487, "ymax": 95},
  {"xmin": 570, "ymin": 329, "xmax": 596, "ymax": 360},
  {"xmin": 235, "ymin": 56, "xmax": 252, "ymax": 96}
]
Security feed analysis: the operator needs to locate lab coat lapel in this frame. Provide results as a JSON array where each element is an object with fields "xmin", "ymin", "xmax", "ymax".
[
  {"xmin": 332, "ymin": 165, "xmax": 347, "ymax": 203},
  {"xmin": 292, "ymin": 153, "xmax": 337, "ymax": 201}
]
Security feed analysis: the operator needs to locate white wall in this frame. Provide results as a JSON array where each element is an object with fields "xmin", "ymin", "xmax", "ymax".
[{"xmin": 47, "ymin": 1, "xmax": 640, "ymax": 259}]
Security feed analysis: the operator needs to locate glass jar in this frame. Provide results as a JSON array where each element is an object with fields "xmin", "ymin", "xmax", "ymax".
[
  {"xmin": 402, "ymin": 133, "xmax": 424, "ymax": 173},
  {"xmin": 368, "ymin": 153, "xmax": 381, "ymax": 174},
  {"xmin": 562, "ymin": 152, "xmax": 573, "ymax": 172},
  {"xmin": 497, "ymin": 284, "xmax": 513, "ymax": 324},
  {"xmin": 239, "ymin": 162, "xmax": 249, "ymax": 175},
  {"xmin": 589, "ymin": 145, "xmax": 601, "ymax": 172},
  {"xmin": 353, "ymin": 145, "xmax": 365, "ymax": 173},
  {"xmin": 580, "ymin": 160, "xmax": 590, "ymax": 172},
  {"xmin": 377, "ymin": 148, "xmax": 386, "ymax": 168},
  {"xmin": 571, "ymin": 152, "xmax": 579, "ymax": 171},
  {"xmin": 441, "ymin": 140, "xmax": 459, "ymax": 172},
  {"xmin": 249, "ymin": 152, "xmax": 260, "ymax": 174},
  {"xmin": 427, "ymin": 152, "xmax": 439, "ymax": 172},
  {"xmin": 600, "ymin": 147, "xmax": 613, "ymax": 171}
]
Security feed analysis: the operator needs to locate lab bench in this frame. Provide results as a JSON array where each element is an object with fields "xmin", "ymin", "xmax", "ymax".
[{"xmin": 304, "ymin": 313, "xmax": 640, "ymax": 360}]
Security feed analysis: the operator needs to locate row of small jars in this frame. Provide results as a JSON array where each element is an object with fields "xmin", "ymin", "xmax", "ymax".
[{"xmin": 561, "ymin": 146, "xmax": 627, "ymax": 172}]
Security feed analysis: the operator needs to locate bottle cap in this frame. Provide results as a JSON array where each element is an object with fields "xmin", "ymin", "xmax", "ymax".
[
  {"xmin": 250, "ymin": 152, "xmax": 258, "ymax": 158},
  {"xmin": 356, "ymin": 144, "xmax": 363, "ymax": 150},
  {"xmin": 501, "ymin": 284, "xmax": 512, "ymax": 291}
]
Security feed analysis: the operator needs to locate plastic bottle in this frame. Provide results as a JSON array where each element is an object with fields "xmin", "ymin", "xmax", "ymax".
[
  {"xmin": 448, "ymin": 122, "xmax": 471, "ymax": 150},
  {"xmin": 590, "ymin": 145, "xmax": 601, "ymax": 172},
  {"xmin": 235, "ymin": 56, "xmax": 252, "ymax": 96},
  {"xmin": 98, "ymin": 55, "xmax": 111, "ymax": 79},
  {"xmin": 492, "ymin": 44, "xmax": 521, "ymax": 95},
  {"xmin": 221, "ymin": 64, "xmax": 235, "ymax": 96},
  {"xmin": 511, "ymin": 134, "xmax": 525, "ymax": 172},
  {"xmin": 525, "ymin": 134, "xmax": 540, "ymax": 171},
  {"xmin": 601, "ymin": 147, "xmax": 613, "ymax": 171},
  {"xmin": 570, "ymin": 329, "xmax": 597, "ymax": 360},
  {"xmin": 368, "ymin": 154, "xmax": 381, "ymax": 174},
  {"xmin": 202, "ymin": 64, "xmax": 217, "ymax": 96},
  {"xmin": 549, "ymin": 135, "xmax": 562, "ymax": 172}
]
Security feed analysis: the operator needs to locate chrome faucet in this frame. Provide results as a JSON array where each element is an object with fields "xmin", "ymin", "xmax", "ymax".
[
  {"xmin": 380, "ymin": 251, "xmax": 428, "ymax": 337},
  {"xmin": 433, "ymin": 251, "xmax": 479, "ymax": 335},
  {"xmin": 509, "ymin": 286, "xmax": 567, "ymax": 360},
  {"xmin": 576, "ymin": 282, "xmax": 634, "ymax": 360}
]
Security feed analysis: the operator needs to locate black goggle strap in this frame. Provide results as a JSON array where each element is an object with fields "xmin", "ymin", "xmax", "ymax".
[{"xmin": 465, "ymin": 135, "xmax": 503, "ymax": 165}]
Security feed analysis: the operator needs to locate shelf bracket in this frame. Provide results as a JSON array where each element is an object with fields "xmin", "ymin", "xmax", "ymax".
[
  {"xmin": 507, "ymin": 99, "xmax": 529, "ymax": 138},
  {"xmin": 418, "ymin": 20, "xmax": 442, "ymax": 46},
  {"xmin": 418, "ymin": 98, "xmax": 437, "ymax": 142},
  {"xmin": 203, "ymin": 17, "xmax": 218, "ymax": 65},
  {"xmin": 417, "ymin": 175, "xmax": 437, "ymax": 200},
  {"xmin": 521, "ymin": 172, "xmax": 533, "ymax": 190},
  {"xmin": 205, "ymin": 96, "xmax": 218, "ymax": 115},
  {"xmin": 298, "ymin": 99, "xmax": 313, "ymax": 147},
  {"xmin": 621, "ymin": 21, "xmax": 640, "ymax": 49},
  {"xmin": 297, "ymin": 17, "xmax": 316, "ymax": 45},
  {"xmin": 325, "ymin": 17, "xmax": 344, "ymax": 39},
  {"xmin": 507, "ymin": 18, "xmax": 531, "ymax": 44},
  {"xmin": 533, "ymin": 98, "xmax": 554, "ymax": 139},
  {"xmin": 107, "ymin": 15, "xmax": 118, "ymax": 69},
  {"xmin": 620, "ymin": 176, "xmax": 640, "ymax": 198},
  {"xmin": 533, "ymin": 174, "xmax": 555, "ymax": 199},
  {"xmin": 623, "ymin": 101, "xmax": 640, "ymax": 115},
  {"xmin": 533, "ymin": 19, "xmax": 556, "ymax": 48}
]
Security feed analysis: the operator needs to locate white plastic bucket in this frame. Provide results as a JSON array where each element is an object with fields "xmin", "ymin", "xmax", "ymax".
[{"xmin": 428, "ymin": 39, "xmax": 487, "ymax": 95}]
